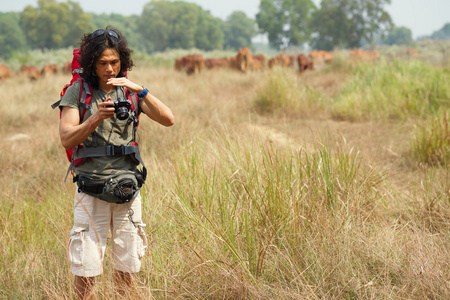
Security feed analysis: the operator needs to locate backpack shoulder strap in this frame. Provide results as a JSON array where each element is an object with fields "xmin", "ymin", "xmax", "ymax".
[
  {"xmin": 124, "ymin": 88, "xmax": 140, "ymax": 139},
  {"xmin": 125, "ymin": 88, "xmax": 139, "ymax": 115},
  {"xmin": 78, "ymin": 77, "xmax": 92, "ymax": 122}
]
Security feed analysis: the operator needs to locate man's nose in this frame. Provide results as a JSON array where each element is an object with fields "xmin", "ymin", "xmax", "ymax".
[{"xmin": 106, "ymin": 64, "xmax": 113, "ymax": 71}]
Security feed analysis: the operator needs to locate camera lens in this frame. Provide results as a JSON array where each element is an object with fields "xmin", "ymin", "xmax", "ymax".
[{"xmin": 116, "ymin": 107, "xmax": 129, "ymax": 120}]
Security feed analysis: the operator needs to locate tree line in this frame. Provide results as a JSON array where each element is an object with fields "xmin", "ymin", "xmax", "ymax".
[{"xmin": 1, "ymin": 0, "xmax": 442, "ymax": 60}]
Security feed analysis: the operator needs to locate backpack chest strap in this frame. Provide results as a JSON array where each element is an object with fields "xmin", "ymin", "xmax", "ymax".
[
  {"xmin": 74, "ymin": 145, "xmax": 140, "ymax": 159},
  {"xmin": 64, "ymin": 145, "xmax": 147, "ymax": 182}
]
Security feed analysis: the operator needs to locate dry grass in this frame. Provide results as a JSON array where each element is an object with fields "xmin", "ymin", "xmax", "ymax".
[{"xmin": 0, "ymin": 58, "xmax": 449, "ymax": 299}]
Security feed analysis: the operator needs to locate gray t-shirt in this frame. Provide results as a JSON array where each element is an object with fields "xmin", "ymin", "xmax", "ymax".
[{"xmin": 60, "ymin": 79, "xmax": 143, "ymax": 178}]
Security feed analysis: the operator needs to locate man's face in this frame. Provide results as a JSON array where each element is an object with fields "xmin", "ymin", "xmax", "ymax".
[{"xmin": 95, "ymin": 48, "xmax": 121, "ymax": 88}]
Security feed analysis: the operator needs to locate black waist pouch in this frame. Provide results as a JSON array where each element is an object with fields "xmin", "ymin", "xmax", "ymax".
[{"xmin": 77, "ymin": 171, "xmax": 142, "ymax": 204}]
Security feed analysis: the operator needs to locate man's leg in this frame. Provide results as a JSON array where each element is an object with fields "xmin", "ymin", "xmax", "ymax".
[
  {"xmin": 74, "ymin": 276, "xmax": 96, "ymax": 300},
  {"xmin": 114, "ymin": 270, "xmax": 133, "ymax": 295},
  {"xmin": 111, "ymin": 194, "xmax": 148, "ymax": 293},
  {"xmin": 70, "ymin": 192, "xmax": 111, "ymax": 299}
]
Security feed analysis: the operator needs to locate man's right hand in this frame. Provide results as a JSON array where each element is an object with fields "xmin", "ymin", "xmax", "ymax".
[{"xmin": 96, "ymin": 97, "xmax": 115, "ymax": 120}]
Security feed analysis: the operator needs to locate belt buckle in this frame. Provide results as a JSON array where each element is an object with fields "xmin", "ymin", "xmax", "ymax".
[{"xmin": 112, "ymin": 145, "xmax": 124, "ymax": 155}]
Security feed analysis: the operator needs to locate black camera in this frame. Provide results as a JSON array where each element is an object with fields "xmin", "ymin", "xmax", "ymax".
[{"xmin": 113, "ymin": 98, "xmax": 132, "ymax": 120}]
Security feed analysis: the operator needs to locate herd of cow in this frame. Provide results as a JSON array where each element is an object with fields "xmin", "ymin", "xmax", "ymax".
[
  {"xmin": 0, "ymin": 62, "xmax": 71, "ymax": 80},
  {"xmin": 173, "ymin": 48, "xmax": 388, "ymax": 75},
  {"xmin": 0, "ymin": 47, "xmax": 418, "ymax": 80},
  {"xmin": 174, "ymin": 48, "xmax": 323, "ymax": 75}
]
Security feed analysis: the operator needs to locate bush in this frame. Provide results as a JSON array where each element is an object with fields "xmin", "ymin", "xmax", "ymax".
[
  {"xmin": 411, "ymin": 111, "xmax": 449, "ymax": 166},
  {"xmin": 332, "ymin": 60, "xmax": 450, "ymax": 121},
  {"xmin": 253, "ymin": 68, "xmax": 325, "ymax": 116}
]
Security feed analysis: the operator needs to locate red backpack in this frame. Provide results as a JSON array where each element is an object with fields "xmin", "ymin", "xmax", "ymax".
[{"xmin": 52, "ymin": 49, "xmax": 146, "ymax": 182}]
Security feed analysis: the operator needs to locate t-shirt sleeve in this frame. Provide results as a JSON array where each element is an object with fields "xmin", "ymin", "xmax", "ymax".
[{"xmin": 59, "ymin": 81, "xmax": 81, "ymax": 110}]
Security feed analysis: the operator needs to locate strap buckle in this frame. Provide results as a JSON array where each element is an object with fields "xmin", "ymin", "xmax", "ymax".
[{"xmin": 112, "ymin": 145, "xmax": 125, "ymax": 155}]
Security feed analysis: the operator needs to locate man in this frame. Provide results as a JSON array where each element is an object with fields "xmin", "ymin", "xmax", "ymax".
[{"xmin": 59, "ymin": 27, "xmax": 174, "ymax": 298}]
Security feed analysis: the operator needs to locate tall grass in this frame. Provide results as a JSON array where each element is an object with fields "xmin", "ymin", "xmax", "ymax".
[
  {"xmin": 411, "ymin": 111, "xmax": 449, "ymax": 166},
  {"xmin": 332, "ymin": 59, "xmax": 450, "ymax": 121},
  {"xmin": 160, "ymin": 131, "xmax": 388, "ymax": 298},
  {"xmin": 253, "ymin": 68, "xmax": 327, "ymax": 116}
]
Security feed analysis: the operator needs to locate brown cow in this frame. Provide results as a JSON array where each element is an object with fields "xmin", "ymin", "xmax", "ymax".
[
  {"xmin": 309, "ymin": 50, "xmax": 333, "ymax": 61},
  {"xmin": 288, "ymin": 55, "xmax": 296, "ymax": 67},
  {"xmin": 234, "ymin": 48, "xmax": 254, "ymax": 72},
  {"xmin": 204, "ymin": 58, "xmax": 230, "ymax": 69},
  {"xmin": 350, "ymin": 49, "xmax": 379, "ymax": 62},
  {"xmin": 407, "ymin": 48, "xmax": 418, "ymax": 57},
  {"xmin": 366, "ymin": 50, "xmax": 379, "ymax": 61},
  {"xmin": 268, "ymin": 57, "xmax": 277, "ymax": 68},
  {"xmin": 174, "ymin": 57, "xmax": 185, "ymax": 71},
  {"xmin": 186, "ymin": 54, "xmax": 204, "ymax": 75},
  {"xmin": 252, "ymin": 54, "xmax": 267, "ymax": 69},
  {"xmin": 41, "ymin": 64, "xmax": 60, "ymax": 76},
  {"xmin": 0, "ymin": 64, "xmax": 12, "ymax": 80},
  {"xmin": 252, "ymin": 59, "xmax": 263, "ymax": 71},
  {"xmin": 309, "ymin": 50, "xmax": 321, "ymax": 60},
  {"xmin": 62, "ymin": 62, "xmax": 72, "ymax": 74},
  {"xmin": 20, "ymin": 65, "xmax": 40, "ymax": 80},
  {"xmin": 174, "ymin": 54, "xmax": 204, "ymax": 75},
  {"xmin": 297, "ymin": 54, "xmax": 314, "ymax": 73},
  {"xmin": 309, "ymin": 50, "xmax": 333, "ymax": 67},
  {"xmin": 229, "ymin": 57, "xmax": 238, "ymax": 69},
  {"xmin": 175, "ymin": 54, "xmax": 204, "ymax": 74},
  {"xmin": 268, "ymin": 53, "xmax": 290, "ymax": 68}
]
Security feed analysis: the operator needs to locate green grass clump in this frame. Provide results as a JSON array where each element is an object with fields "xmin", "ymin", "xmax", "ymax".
[
  {"xmin": 332, "ymin": 60, "xmax": 450, "ymax": 121},
  {"xmin": 253, "ymin": 68, "xmax": 325, "ymax": 116},
  {"xmin": 411, "ymin": 111, "xmax": 449, "ymax": 166}
]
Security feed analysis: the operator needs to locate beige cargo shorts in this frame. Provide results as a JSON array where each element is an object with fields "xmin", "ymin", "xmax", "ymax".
[{"xmin": 68, "ymin": 190, "xmax": 148, "ymax": 277}]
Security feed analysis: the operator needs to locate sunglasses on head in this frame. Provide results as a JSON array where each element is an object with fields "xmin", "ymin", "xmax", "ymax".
[{"xmin": 90, "ymin": 29, "xmax": 119, "ymax": 40}]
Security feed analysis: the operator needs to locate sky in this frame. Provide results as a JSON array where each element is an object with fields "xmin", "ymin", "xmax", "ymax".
[{"xmin": 1, "ymin": 0, "xmax": 449, "ymax": 39}]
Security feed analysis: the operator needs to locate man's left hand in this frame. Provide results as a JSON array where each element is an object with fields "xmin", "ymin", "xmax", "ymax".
[{"xmin": 107, "ymin": 77, "xmax": 143, "ymax": 94}]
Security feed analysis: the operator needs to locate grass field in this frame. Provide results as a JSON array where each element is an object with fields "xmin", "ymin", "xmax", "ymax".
[{"xmin": 0, "ymin": 48, "xmax": 449, "ymax": 299}]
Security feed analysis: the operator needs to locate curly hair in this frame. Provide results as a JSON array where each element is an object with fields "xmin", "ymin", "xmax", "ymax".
[{"xmin": 78, "ymin": 26, "xmax": 134, "ymax": 88}]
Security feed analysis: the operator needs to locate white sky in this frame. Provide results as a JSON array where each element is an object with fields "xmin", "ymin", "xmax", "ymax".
[{"xmin": 1, "ymin": 0, "xmax": 449, "ymax": 39}]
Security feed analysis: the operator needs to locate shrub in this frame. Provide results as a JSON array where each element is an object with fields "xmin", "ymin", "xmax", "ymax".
[
  {"xmin": 411, "ymin": 111, "xmax": 449, "ymax": 166},
  {"xmin": 253, "ymin": 68, "xmax": 325, "ymax": 116},
  {"xmin": 332, "ymin": 60, "xmax": 450, "ymax": 121}
]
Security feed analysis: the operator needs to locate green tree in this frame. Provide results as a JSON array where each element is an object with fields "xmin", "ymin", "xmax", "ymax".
[
  {"xmin": 0, "ymin": 13, "xmax": 28, "ymax": 58},
  {"xmin": 21, "ymin": 0, "xmax": 90, "ymax": 49},
  {"xmin": 311, "ymin": 0, "xmax": 393, "ymax": 50},
  {"xmin": 430, "ymin": 23, "xmax": 450, "ymax": 40},
  {"xmin": 256, "ymin": 0, "xmax": 316, "ymax": 50},
  {"xmin": 194, "ymin": 11, "xmax": 224, "ymax": 51},
  {"xmin": 383, "ymin": 26, "xmax": 413, "ymax": 45},
  {"xmin": 90, "ymin": 13, "xmax": 144, "ymax": 51},
  {"xmin": 138, "ymin": 1, "xmax": 223, "ymax": 52},
  {"xmin": 223, "ymin": 11, "xmax": 257, "ymax": 50}
]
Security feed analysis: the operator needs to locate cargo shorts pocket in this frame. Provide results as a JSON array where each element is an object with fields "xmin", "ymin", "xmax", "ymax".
[
  {"xmin": 68, "ymin": 224, "xmax": 88, "ymax": 267},
  {"xmin": 136, "ymin": 223, "xmax": 148, "ymax": 259}
]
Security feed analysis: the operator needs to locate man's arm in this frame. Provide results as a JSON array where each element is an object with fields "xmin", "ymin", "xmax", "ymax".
[
  {"xmin": 139, "ymin": 92, "xmax": 175, "ymax": 127},
  {"xmin": 59, "ymin": 100, "xmax": 115, "ymax": 150}
]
